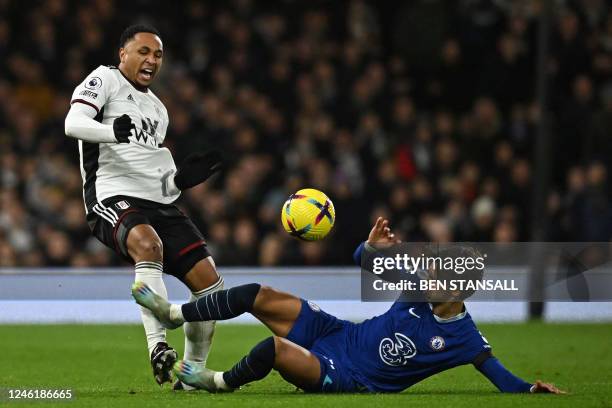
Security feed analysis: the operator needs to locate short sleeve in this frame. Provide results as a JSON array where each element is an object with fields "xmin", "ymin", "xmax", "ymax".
[{"xmin": 70, "ymin": 66, "xmax": 118, "ymax": 114}]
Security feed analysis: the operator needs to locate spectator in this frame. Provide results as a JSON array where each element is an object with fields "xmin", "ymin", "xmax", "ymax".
[{"xmin": 0, "ymin": 1, "xmax": 610, "ymax": 267}]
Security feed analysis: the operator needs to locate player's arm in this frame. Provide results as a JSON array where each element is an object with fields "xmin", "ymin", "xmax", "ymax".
[
  {"xmin": 352, "ymin": 217, "xmax": 398, "ymax": 265},
  {"xmin": 352, "ymin": 217, "xmax": 426, "ymax": 302},
  {"xmin": 163, "ymin": 150, "xmax": 224, "ymax": 195},
  {"xmin": 353, "ymin": 217, "xmax": 416, "ymax": 286},
  {"xmin": 473, "ymin": 351, "xmax": 565, "ymax": 394},
  {"xmin": 65, "ymin": 103, "xmax": 133, "ymax": 144},
  {"xmin": 65, "ymin": 66, "xmax": 134, "ymax": 144}
]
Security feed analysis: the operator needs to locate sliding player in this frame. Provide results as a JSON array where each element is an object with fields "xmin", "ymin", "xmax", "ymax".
[
  {"xmin": 65, "ymin": 24, "xmax": 223, "ymax": 387},
  {"xmin": 132, "ymin": 218, "xmax": 564, "ymax": 394}
]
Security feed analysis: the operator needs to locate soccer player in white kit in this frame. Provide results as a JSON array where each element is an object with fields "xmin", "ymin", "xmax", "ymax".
[{"xmin": 64, "ymin": 24, "xmax": 224, "ymax": 388}]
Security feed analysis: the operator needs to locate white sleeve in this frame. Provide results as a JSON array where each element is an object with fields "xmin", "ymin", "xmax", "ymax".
[
  {"xmin": 65, "ymin": 66, "xmax": 118, "ymax": 143},
  {"xmin": 65, "ymin": 102, "xmax": 116, "ymax": 143}
]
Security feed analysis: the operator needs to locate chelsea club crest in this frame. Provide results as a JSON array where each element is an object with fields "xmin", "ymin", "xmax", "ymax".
[{"xmin": 429, "ymin": 336, "xmax": 445, "ymax": 351}]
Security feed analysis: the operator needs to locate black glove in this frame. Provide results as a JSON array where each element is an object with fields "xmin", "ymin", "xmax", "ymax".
[
  {"xmin": 113, "ymin": 114, "xmax": 135, "ymax": 143},
  {"xmin": 174, "ymin": 150, "xmax": 224, "ymax": 190}
]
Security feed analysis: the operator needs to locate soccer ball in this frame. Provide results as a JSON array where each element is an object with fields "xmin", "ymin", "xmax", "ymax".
[{"xmin": 281, "ymin": 188, "xmax": 335, "ymax": 241}]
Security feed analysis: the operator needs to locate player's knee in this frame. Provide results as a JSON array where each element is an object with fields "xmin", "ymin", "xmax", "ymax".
[
  {"xmin": 256, "ymin": 285, "xmax": 274, "ymax": 302},
  {"xmin": 270, "ymin": 337, "xmax": 298, "ymax": 370},
  {"xmin": 271, "ymin": 336, "xmax": 284, "ymax": 357},
  {"xmin": 132, "ymin": 237, "xmax": 163, "ymax": 260}
]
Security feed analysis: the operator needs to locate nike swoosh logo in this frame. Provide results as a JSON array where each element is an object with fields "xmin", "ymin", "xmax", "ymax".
[{"xmin": 409, "ymin": 307, "xmax": 421, "ymax": 318}]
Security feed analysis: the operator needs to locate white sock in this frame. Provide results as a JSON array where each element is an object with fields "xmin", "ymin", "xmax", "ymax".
[
  {"xmin": 134, "ymin": 261, "xmax": 167, "ymax": 355},
  {"xmin": 183, "ymin": 276, "xmax": 224, "ymax": 365},
  {"xmin": 214, "ymin": 371, "xmax": 233, "ymax": 391},
  {"xmin": 169, "ymin": 304, "xmax": 185, "ymax": 323}
]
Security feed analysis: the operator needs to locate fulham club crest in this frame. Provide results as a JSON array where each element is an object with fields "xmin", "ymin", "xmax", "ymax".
[
  {"xmin": 429, "ymin": 336, "xmax": 445, "ymax": 351},
  {"xmin": 115, "ymin": 200, "xmax": 130, "ymax": 210}
]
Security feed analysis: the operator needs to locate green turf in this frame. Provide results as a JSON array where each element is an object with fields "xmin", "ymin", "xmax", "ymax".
[{"xmin": 1, "ymin": 323, "xmax": 611, "ymax": 407}]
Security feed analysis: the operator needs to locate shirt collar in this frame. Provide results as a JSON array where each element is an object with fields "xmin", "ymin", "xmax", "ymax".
[
  {"xmin": 118, "ymin": 67, "xmax": 149, "ymax": 93},
  {"xmin": 429, "ymin": 303, "xmax": 467, "ymax": 323}
]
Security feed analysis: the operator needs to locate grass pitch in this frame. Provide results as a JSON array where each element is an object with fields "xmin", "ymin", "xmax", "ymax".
[{"xmin": 1, "ymin": 323, "xmax": 611, "ymax": 407}]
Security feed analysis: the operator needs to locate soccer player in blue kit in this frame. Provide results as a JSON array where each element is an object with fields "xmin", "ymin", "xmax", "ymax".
[{"xmin": 132, "ymin": 217, "xmax": 564, "ymax": 395}]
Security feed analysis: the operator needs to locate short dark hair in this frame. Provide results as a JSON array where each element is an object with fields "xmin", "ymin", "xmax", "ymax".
[
  {"xmin": 119, "ymin": 24, "xmax": 161, "ymax": 48},
  {"xmin": 425, "ymin": 244, "xmax": 485, "ymax": 301}
]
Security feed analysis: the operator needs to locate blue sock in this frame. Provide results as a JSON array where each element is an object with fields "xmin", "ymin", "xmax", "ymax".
[
  {"xmin": 181, "ymin": 283, "xmax": 260, "ymax": 322},
  {"xmin": 223, "ymin": 337, "xmax": 276, "ymax": 388}
]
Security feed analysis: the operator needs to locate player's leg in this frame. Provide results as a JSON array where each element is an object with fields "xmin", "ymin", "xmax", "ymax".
[
  {"xmin": 179, "ymin": 284, "xmax": 303, "ymax": 336},
  {"xmin": 127, "ymin": 223, "xmax": 166, "ymax": 351},
  {"xmin": 149, "ymin": 207, "xmax": 224, "ymax": 389},
  {"xmin": 134, "ymin": 283, "xmax": 344, "ymax": 390},
  {"xmin": 89, "ymin": 197, "xmax": 177, "ymax": 386},
  {"xmin": 126, "ymin": 223, "xmax": 177, "ymax": 385},
  {"xmin": 272, "ymin": 336, "xmax": 321, "ymax": 390},
  {"xmin": 171, "ymin": 287, "xmax": 340, "ymax": 364},
  {"xmin": 133, "ymin": 283, "xmax": 302, "ymax": 336},
  {"xmin": 181, "ymin": 256, "xmax": 223, "ymax": 370},
  {"xmin": 175, "ymin": 336, "xmax": 321, "ymax": 392},
  {"xmin": 251, "ymin": 286, "xmax": 303, "ymax": 336}
]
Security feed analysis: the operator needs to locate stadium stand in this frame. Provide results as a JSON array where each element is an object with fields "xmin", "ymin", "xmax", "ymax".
[{"xmin": 0, "ymin": 0, "xmax": 611, "ymax": 267}]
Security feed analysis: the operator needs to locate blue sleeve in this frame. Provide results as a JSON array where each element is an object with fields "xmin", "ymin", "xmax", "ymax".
[
  {"xmin": 353, "ymin": 241, "xmax": 366, "ymax": 266},
  {"xmin": 477, "ymin": 357, "xmax": 532, "ymax": 393}
]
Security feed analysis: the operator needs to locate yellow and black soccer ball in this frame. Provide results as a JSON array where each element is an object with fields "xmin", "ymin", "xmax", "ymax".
[{"xmin": 281, "ymin": 188, "xmax": 335, "ymax": 241}]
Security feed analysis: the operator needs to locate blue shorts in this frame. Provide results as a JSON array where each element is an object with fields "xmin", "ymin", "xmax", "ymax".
[{"xmin": 286, "ymin": 299, "xmax": 366, "ymax": 393}]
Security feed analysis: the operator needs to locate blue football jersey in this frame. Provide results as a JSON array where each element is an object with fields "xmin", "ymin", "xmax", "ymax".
[{"xmin": 342, "ymin": 301, "xmax": 491, "ymax": 393}]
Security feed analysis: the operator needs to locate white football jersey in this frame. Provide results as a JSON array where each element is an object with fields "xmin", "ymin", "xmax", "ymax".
[{"xmin": 70, "ymin": 65, "xmax": 179, "ymax": 214}]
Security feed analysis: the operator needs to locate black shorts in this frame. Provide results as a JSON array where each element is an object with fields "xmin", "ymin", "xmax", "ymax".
[{"xmin": 86, "ymin": 195, "xmax": 212, "ymax": 279}]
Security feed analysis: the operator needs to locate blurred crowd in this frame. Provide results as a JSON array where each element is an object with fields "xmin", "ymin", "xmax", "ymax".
[{"xmin": 1, "ymin": 0, "xmax": 611, "ymax": 267}]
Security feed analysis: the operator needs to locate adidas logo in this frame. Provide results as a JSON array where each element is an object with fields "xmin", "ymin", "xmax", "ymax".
[{"xmin": 127, "ymin": 94, "xmax": 134, "ymax": 102}]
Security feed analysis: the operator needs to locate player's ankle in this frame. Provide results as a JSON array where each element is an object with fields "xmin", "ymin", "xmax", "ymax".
[
  {"xmin": 214, "ymin": 371, "xmax": 233, "ymax": 391},
  {"xmin": 169, "ymin": 304, "xmax": 185, "ymax": 324}
]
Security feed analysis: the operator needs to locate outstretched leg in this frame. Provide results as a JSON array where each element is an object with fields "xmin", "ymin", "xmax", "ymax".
[
  {"xmin": 174, "ymin": 336, "xmax": 320, "ymax": 392},
  {"xmin": 132, "ymin": 283, "xmax": 303, "ymax": 337},
  {"xmin": 133, "ymin": 284, "xmax": 326, "ymax": 391}
]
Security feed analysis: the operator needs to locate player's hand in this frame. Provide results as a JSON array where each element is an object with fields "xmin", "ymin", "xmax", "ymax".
[
  {"xmin": 113, "ymin": 114, "xmax": 135, "ymax": 143},
  {"xmin": 174, "ymin": 150, "xmax": 224, "ymax": 190},
  {"xmin": 530, "ymin": 380, "xmax": 566, "ymax": 394},
  {"xmin": 367, "ymin": 217, "xmax": 400, "ymax": 247}
]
